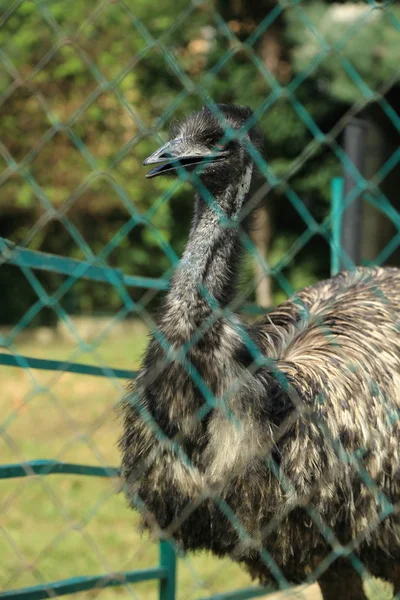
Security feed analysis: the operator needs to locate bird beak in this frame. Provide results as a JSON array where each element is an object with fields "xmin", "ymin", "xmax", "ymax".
[{"xmin": 143, "ymin": 137, "xmax": 227, "ymax": 179}]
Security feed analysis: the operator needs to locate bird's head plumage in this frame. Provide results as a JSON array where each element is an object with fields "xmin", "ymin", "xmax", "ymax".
[{"xmin": 143, "ymin": 104, "xmax": 263, "ymax": 194}]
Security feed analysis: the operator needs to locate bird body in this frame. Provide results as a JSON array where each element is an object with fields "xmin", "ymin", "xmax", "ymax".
[{"xmin": 120, "ymin": 105, "xmax": 400, "ymax": 599}]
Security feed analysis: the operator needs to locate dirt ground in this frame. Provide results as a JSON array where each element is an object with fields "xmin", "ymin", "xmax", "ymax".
[{"xmin": 265, "ymin": 584, "xmax": 322, "ymax": 599}]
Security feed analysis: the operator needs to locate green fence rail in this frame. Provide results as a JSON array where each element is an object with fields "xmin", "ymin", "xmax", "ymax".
[{"xmin": 0, "ymin": 545, "xmax": 175, "ymax": 600}]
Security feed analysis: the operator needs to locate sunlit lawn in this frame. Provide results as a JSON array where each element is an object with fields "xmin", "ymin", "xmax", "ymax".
[{"xmin": 0, "ymin": 324, "xmax": 392, "ymax": 600}]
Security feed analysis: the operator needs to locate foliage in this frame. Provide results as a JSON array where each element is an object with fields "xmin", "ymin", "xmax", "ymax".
[
  {"xmin": 287, "ymin": 2, "xmax": 400, "ymax": 104},
  {"xmin": 0, "ymin": 0, "xmax": 398, "ymax": 322}
]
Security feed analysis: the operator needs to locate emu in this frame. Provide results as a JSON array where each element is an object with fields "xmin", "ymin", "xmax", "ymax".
[{"xmin": 120, "ymin": 104, "xmax": 400, "ymax": 600}]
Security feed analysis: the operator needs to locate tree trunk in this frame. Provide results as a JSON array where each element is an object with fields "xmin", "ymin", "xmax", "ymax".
[
  {"xmin": 253, "ymin": 204, "xmax": 272, "ymax": 307},
  {"xmin": 216, "ymin": 2, "xmax": 288, "ymax": 308},
  {"xmin": 252, "ymin": 21, "xmax": 287, "ymax": 308}
]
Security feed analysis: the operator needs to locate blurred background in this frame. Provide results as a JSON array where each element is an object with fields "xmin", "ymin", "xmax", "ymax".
[
  {"xmin": 1, "ymin": 0, "xmax": 399, "ymax": 324},
  {"xmin": 0, "ymin": 1, "xmax": 399, "ymax": 599}
]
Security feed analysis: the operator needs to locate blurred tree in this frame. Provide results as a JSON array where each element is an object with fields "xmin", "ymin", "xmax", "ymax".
[
  {"xmin": 0, "ymin": 0, "xmax": 398, "ymax": 324},
  {"xmin": 216, "ymin": 0, "xmax": 290, "ymax": 308}
]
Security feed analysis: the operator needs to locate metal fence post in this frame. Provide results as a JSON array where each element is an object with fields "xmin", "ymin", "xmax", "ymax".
[
  {"xmin": 331, "ymin": 177, "xmax": 344, "ymax": 276},
  {"xmin": 341, "ymin": 118, "xmax": 369, "ymax": 268},
  {"xmin": 159, "ymin": 540, "xmax": 177, "ymax": 600}
]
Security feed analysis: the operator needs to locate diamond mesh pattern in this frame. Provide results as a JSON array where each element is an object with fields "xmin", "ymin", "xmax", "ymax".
[{"xmin": 1, "ymin": 1, "xmax": 399, "ymax": 599}]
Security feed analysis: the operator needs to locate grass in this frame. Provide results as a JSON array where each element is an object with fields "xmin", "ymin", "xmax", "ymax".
[{"xmin": 0, "ymin": 323, "xmax": 393, "ymax": 600}]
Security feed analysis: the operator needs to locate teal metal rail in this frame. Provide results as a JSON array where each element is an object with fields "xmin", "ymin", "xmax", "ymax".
[
  {"xmin": 330, "ymin": 177, "xmax": 345, "ymax": 277},
  {"xmin": 0, "ymin": 352, "xmax": 137, "ymax": 379},
  {"xmin": 0, "ymin": 238, "xmax": 170, "ymax": 292},
  {"xmin": 0, "ymin": 561, "xmax": 173, "ymax": 600},
  {"xmin": 0, "ymin": 460, "xmax": 119, "ymax": 479}
]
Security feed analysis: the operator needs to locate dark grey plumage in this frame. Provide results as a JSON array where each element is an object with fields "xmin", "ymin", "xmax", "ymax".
[{"xmin": 120, "ymin": 104, "xmax": 400, "ymax": 600}]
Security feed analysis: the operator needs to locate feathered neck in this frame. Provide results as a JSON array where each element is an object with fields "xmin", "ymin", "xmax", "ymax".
[{"xmin": 159, "ymin": 164, "xmax": 253, "ymax": 342}]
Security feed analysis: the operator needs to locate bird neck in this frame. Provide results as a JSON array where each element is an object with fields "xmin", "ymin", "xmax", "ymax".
[{"xmin": 161, "ymin": 164, "xmax": 253, "ymax": 341}]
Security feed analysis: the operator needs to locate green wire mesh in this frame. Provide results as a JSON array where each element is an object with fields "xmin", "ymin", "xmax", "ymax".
[{"xmin": 1, "ymin": 0, "xmax": 399, "ymax": 599}]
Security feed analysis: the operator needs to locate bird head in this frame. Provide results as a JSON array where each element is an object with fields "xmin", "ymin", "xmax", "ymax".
[{"xmin": 143, "ymin": 104, "xmax": 263, "ymax": 194}]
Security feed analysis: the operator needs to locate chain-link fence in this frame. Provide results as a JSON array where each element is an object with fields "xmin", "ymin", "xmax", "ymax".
[{"xmin": 1, "ymin": 1, "xmax": 400, "ymax": 599}]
